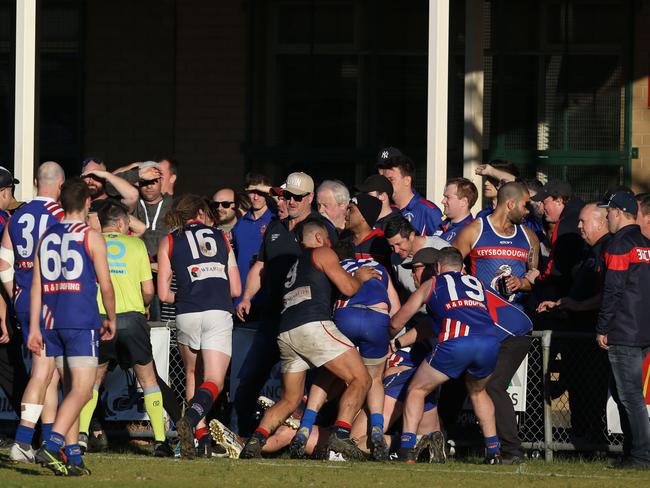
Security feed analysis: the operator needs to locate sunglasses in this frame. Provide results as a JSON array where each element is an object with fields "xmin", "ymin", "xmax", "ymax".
[
  {"xmin": 283, "ymin": 191, "xmax": 306, "ymax": 202},
  {"xmin": 212, "ymin": 201, "xmax": 235, "ymax": 209}
]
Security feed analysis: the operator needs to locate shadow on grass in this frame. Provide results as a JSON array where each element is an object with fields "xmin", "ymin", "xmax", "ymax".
[{"xmin": 0, "ymin": 452, "xmax": 48, "ymax": 476}]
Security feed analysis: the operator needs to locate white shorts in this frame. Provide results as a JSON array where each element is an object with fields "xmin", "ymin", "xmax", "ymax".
[
  {"xmin": 277, "ymin": 320, "xmax": 354, "ymax": 373},
  {"xmin": 175, "ymin": 310, "xmax": 233, "ymax": 355}
]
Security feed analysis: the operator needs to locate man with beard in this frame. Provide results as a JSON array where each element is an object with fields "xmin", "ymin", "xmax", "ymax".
[
  {"xmin": 212, "ymin": 188, "xmax": 238, "ymax": 234},
  {"xmin": 454, "ymin": 182, "xmax": 539, "ymax": 306},
  {"xmin": 81, "ymin": 158, "xmax": 139, "ymax": 213}
]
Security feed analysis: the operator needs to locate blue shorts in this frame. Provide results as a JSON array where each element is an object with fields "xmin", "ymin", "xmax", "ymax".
[
  {"xmin": 427, "ymin": 335, "xmax": 500, "ymax": 379},
  {"xmin": 43, "ymin": 329, "xmax": 100, "ymax": 359},
  {"xmin": 333, "ymin": 306, "xmax": 390, "ymax": 362},
  {"xmin": 384, "ymin": 369, "xmax": 438, "ymax": 411}
]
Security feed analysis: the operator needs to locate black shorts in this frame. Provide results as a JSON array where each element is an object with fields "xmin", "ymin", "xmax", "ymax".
[{"xmin": 99, "ymin": 312, "xmax": 153, "ymax": 370}]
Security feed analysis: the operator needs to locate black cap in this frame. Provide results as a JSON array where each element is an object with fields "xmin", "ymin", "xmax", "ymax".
[
  {"xmin": 354, "ymin": 174, "xmax": 393, "ymax": 198},
  {"xmin": 0, "ymin": 166, "xmax": 19, "ymax": 188},
  {"xmin": 531, "ymin": 179, "xmax": 573, "ymax": 202},
  {"xmin": 376, "ymin": 147, "xmax": 403, "ymax": 167},
  {"xmin": 598, "ymin": 191, "xmax": 638, "ymax": 215},
  {"xmin": 402, "ymin": 247, "xmax": 440, "ymax": 269},
  {"xmin": 349, "ymin": 193, "xmax": 382, "ymax": 228}
]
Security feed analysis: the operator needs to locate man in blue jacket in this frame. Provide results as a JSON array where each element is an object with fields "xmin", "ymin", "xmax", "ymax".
[{"xmin": 597, "ymin": 191, "xmax": 650, "ymax": 469}]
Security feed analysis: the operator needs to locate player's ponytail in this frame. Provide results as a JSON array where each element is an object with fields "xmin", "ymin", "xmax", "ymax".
[{"xmin": 164, "ymin": 194, "xmax": 212, "ymax": 231}]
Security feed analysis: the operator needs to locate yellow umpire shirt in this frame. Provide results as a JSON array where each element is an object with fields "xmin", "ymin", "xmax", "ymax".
[{"xmin": 97, "ymin": 232, "xmax": 153, "ymax": 315}]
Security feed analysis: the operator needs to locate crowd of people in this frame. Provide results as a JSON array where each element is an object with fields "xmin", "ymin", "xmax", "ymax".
[{"xmin": 0, "ymin": 146, "xmax": 649, "ymax": 476}]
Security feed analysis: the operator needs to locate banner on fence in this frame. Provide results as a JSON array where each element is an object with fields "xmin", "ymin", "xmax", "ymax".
[
  {"xmin": 101, "ymin": 327, "xmax": 170, "ymax": 421},
  {"xmin": 462, "ymin": 356, "xmax": 528, "ymax": 414},
  {"xmin": 606, "ymin": 351, "xmax": 650, "ymax": 434}
]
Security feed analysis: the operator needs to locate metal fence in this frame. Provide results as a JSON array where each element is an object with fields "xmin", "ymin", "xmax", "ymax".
[{"xmin": 0, "ymin": 327, "xmax": 633, "ymax": 461}]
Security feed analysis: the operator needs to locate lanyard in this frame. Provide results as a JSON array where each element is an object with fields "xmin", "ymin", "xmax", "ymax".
[{"xmin": 140, "ymin": 199, "xmax": 163, "ymax": 231}]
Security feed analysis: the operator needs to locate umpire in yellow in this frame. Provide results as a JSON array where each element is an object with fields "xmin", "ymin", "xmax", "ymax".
[{"xmin": 78, "ymin": 201, "xmax": 174, "ymax": 457}]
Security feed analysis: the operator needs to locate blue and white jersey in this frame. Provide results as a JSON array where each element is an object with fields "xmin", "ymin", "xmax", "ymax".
[
  {"xmin": 334, "ymin": 258, "xmax": 390, "ymax": 310},
  {"xmin": 39, "ymin": 221, "xmax": 101, "ymax": 331},
  {"xmin": 424, "ymin": 271, "xmax": 499, "ymax": 343},
  {"xmin": 8, "ymin": 197, "xmax": 63, "ymax": 315},
  {"xmin": 169, "ymin": 221, "xmax": 234, "ymax": 315},
  {"xmin": 438, "ymin": 214, "xmax": 473, "ymax": 243},
  {"xmin": 401, "ymin": 191, "xmax": 444, "ymax": 236},
  {"xmin": 469, "ymin": 215, "xmax": 530, "ymax": 303}
]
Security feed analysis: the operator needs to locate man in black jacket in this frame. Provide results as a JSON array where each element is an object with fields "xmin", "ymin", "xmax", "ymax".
[{"xmin": 597, "ymin": 191, "xmax": 650, "ymax": 469}]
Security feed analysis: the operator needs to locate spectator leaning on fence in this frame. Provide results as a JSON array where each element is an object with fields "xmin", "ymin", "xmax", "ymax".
[{"xmin": 596, "ymin": 191, "xmax": 650, "ymax": 469}]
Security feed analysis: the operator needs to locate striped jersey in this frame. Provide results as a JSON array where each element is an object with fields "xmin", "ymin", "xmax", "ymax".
[
  {"xmin": 469, "ymin": 215, "xmax": 530, "ymax": 302},
  {"xmin": 334, "ymin": 258, "xmax": 390, "ymax": 310},
  {"xmin": 424, "ymin": 271, "xmax": 498, "ymax": 343},
  {"xmin": 8, "ymin": 197, "xmax": 63, "ymax": 314},
  {"xmin": 39, "ymin": 221, "xmax": 102, "ymax": 330}
]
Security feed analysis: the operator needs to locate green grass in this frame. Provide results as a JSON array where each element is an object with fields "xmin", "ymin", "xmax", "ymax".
[{"xmin": 2, "ymin": 451, "xmax": 650, "ymax": 487}]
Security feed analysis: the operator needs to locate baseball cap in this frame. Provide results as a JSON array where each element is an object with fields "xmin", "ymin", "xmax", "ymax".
[
  {"xmin": 376, "ymin": 147, "xmax": 403, "ymax": 167},
  {"xmin": 283, "ymin": 172, "xmax": 314, "ymax": 196},
  {"xmin": 270, "ymin": 183, "xmax": 285, "ymax": 197},
  {"xmin": 530, "ymin": 179, "xmax": 573, "ymax": 202},
  {"xmin": 0, "ymin": 166, "xmax": 19, "ymax": 188},
  {"xmin": 354, "ymin": 174, "xmax": 393, "ymax": 198},
  {"xmin": 349, "ymin": 193, "xmax": 382, "ymax": 228},
  {"xmin": 598, "ymin": 191, "xmax": 638, "ymax": 215},
  {"xmin": 402, "ymin": 247, "xmax": 440, "ymax": 269}
]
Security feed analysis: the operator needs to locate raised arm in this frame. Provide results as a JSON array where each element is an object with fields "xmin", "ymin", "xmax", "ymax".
[
  {"xmin": 82, "ymin": 169, "xmax": 139, "ymax": 211},
  {"xmin": 390, "ymin": 278, "xmax": 434, "ymax": 337}
]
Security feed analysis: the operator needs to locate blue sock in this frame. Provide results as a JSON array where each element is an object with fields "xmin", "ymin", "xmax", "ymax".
[
  {"xmin": 370, "ymin": 413, "xmax": 384, "ymax": 433},
  {"xmin": 15, "ymin": 424, "xmax": 35, "ymax": 446},
  {"xmin": 400, "ymin": 432, "xmax": 417, "ymax": 449},
  {"xmin": 297, "ymin": 409, "xmax": 318, "ymax": 437},
  {"xmin": 41, "ymin": 423, "xmax": 53, "ymax": 444},
  {"xmin": 64, "ymin": 444, "xmax": 83, "ymax": 466},
  {"xmin": 484, "ymin": 435, "xmax": 500, "ymax": 455},
  {"xmin": 44, "ymin": 431, "xmax": 65, "ymax": 453}
]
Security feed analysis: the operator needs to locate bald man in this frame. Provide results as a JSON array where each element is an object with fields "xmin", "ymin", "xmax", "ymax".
[
  {"xmin": 0, "ymin": 161, "xmax": 66, "ymax": 462},
  {"xmin": 536, "ymin": 202, "xmax": 611, "ymax": 442},
  {"xmin": 212, "ymin": 188, "xmax": 237, "ymax": 232}
]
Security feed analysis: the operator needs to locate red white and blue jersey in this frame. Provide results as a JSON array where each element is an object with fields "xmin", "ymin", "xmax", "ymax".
[
  {"xmin": 334, "ymin": 258, "xmax": 390, "ymax": 310},
  {"xmin": 39, "ymin": 221, "xmax": 101, "ymax": 330},
  {"xmin": 169, "ymin": 221, "xmax": 234, "ymax": 315},
  {"xmin": 8, "ymin": 197, "xmax": 63, "ymax": 314},
  {"xmin": 485, "ymin": 288, "xmax": 533, "ymax": 340},
  {"xmin": 424, "ymin": 271, "xmax": 499, "ymax": 343},
  {"xmin": 469, "ymin": 215, "xmax": 530, "ymax": 302},
  {"xmin": 438, "ymin": 214, "xmax": 473, "ymax": 243},
  {"xmin": 401, "ymin": 191, "xmax": 444, "ymax": 236}
]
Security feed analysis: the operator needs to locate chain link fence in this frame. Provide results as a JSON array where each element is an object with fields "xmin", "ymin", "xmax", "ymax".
[{"xmin": 0, "ymin": 327, "xmax": 636, "ymax": 461}]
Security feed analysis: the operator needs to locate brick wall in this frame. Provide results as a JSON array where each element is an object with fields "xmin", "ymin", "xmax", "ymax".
[
  {"xmin": 83, "ymin": 1, "xmax": 247, "ymax": 195},
  {"xmin": 632, "ymin": 1, "xmax": 650, "ymax": 192}
]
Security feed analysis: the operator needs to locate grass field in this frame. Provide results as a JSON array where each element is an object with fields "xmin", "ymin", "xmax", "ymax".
[{"xmin": 2, "ymin": 449, "xmax": 650, "ymax": 487}]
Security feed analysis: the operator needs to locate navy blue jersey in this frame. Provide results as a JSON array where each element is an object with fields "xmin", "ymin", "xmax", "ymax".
[
  {"xmin": 335, "ymin": 258, "xmax": 390, "ymax": 309},
  {"xmin": 39, "ymin": 221, "xmax": 102, "ymax": 331},
  {"xmin": 425, "ymin": 271, "xmax": 499, "ymax": 343},
  {"xmin": 352, "ymin": 229, "xmax": 392, "ymax": 271},
  {"xmin": 279, "ymin": 248, "xmax": 332, "ymax": 333},
  {"xmin": 169, "ymin": 221, "xmax": 234, "ymax": 315},
  {"xmin": 469, "ymin": 215, "xmax": 531, "ymax": 302},
  {"xmin": 401, "ymin": 191, "xmax": 444, "ymax": 236},
  {"xmin": 8, "ymin": 197, "xmax": 63, "ymax": 314}
]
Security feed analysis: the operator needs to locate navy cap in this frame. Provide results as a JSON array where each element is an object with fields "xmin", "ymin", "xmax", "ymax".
[
  {"xmin": 531, "ymin": 179, "xmax": 573, "ymax": 202},
  {"xmin": 0, "ymin": 166, "xmax": 19, "ymax": 188},
  {"xmin": 376, "ymin": 147, "xmax": 403, "ymax": 167},
  {"xmin": 354, "ymin": 174, "xmax": 393, "ymax": 198},
  {"xmin": 598, "ymin": 191, "xmax": 638, "ymax": 215}
]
